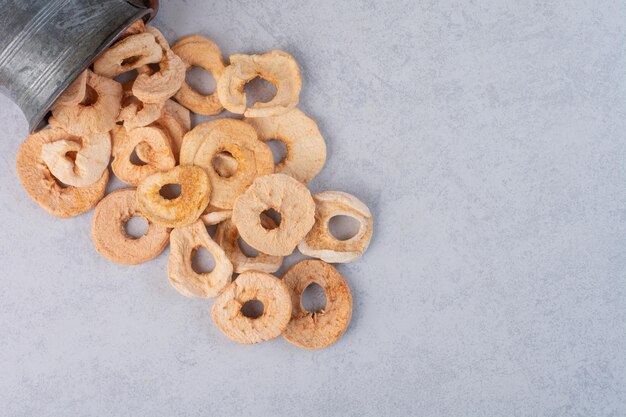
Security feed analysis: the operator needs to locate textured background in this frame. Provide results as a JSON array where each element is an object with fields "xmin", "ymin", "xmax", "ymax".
[{"xmin": 1, "ymin": 0, "xmax": 625, "ymax": 416}]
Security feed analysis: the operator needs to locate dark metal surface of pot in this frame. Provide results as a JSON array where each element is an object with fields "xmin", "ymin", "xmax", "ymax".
[{"xmin": 0, "ymin": 0, "xmax": 159, "ymax": 132}]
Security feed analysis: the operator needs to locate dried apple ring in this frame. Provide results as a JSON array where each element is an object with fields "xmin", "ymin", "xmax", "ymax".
[
  {"xmin": 244, "ymin": 108, "xmax": 326, "ymax": 184},
  {"xmin": 53, "ymin": 70, "xmax": 88, "ymax": 107},
  {"xmin": 168, "ymin": 220, "xmax": 232, "ymax": 298},
  {"xmin": 172, "ymin": 34, "xmax": 211, "ymax": 48},
  {"xmin": 91, "ymin": 188, "xmax": 169, "ymax": 265},
  {"xmin": 180, "ymin": 119, "xmax": 273, "ymax": 209},
  {"xmin": 133, "ymin": 100, "xmax": 189, "ymax": 163},
  {"xmin": 215, "ymin": 218, "xmax": 283, "ymax": 274},
  {"xmin": 133, "ymin": 27, "xmax": 186, "ymax": 104},
  {"xmin": 211, "ymin": 271, "xmax": 292, "ymax": 344},
  {"xmin": 16, "ymin": 128, "xmax": 109, "ymax": 218},
  {"xmin": 282, "ymin": 260, "xmax": 352, "ymax": 350},
  {"xmin": 93, "ymin": 32, "xmax": 163, "ymax": 78},
  {"xmin": 118, "ymin": 81, "xmax": 164, "ymax": 129},
  {"xmin": 50, "ymin": 70, "xmax": 122, "ymax": 136},
  {"xmin": 111, "ymin": 125, "xmax": 175, "ymax": 186},
  {"xmin": 119, "ymin": 19, "xmax": 146, "ymax": 40},
  {"xmin": 217, "ymin": 50, "xmax": 301, "ymax": 118},
  {"xmin": 172, "ymin": 35, "xmax": 225, "ymax": 116},
  {"xmin": 154, "ymin": 104, "xmax": 187, "ymax": 156},
  {"xmin": 41, "ymin": 131, "xmax": 111, "ymax": 187},
  {"xmin": 136, "ymin": 165, "xmax": 211, "ymax": 228},
  {"xmin": 298, "ymin": 191, "xmax": 373, "ymax": 263},
  {"xmin": 200, "ymin": 205, "xmax": 232, "ymax": 225},
  {"xmin": 210, "ymin": 151, "xmax": 238, "ymax": 178},
  {"xmin": 163, "ymin": 99, "xmax": 191, "ymax": 132},
  {"xmin": 231, "ymin": 173, "xmax": 315, "ymax": 256}
]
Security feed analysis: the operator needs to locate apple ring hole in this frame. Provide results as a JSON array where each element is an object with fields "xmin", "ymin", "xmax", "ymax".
[
  {"xmin": 260, "ymin": 208, "xmax": 281, "ymax": 230},
  {"xmin": 240, "ymin": 299, "xmax": 264, "ymax": 319},
  {"xmin": 328, "ymin": 215, "xmax": 360, "ymax": 241},
  {"xmin": 124, "ymin": 215, "xmax": 149, "ymax": 239},
  {"xmin": 159, "ymin": 183, "xmax": 182, "ymax": 200},
  {"xmin": 121, "ymin": 55, "xmax": 142, "ymax": 68},
  {"xmin": 191, "ymin": 246, "xmax": 216, "ymax": 274},
  {"xmin": 65, "ymin": 150, "xmax": 78, "ymax": 162},
  {"xmin": 146, "ymin": 62, "xmax": 161, "ymax": 73},
  {"xmin": 266, "ymin": 139, "xmax": 287, "ymax": 164},
  {"xmin": 244, "ymin": 76, "xmax": 277, "ymax": 107},
  {"xmin": 186, "ymin": 66, "xmax": 216, "ymax": 95},
  {"xmin": 301, "ymin": 282, "xmax": 327, "ymax": 313},
  {"xmin": 129, "ymin": 146, "xmax": 148, "ymax": 166},
  {"xmin": 79, "ymin": 85, "xmax": 99, "ymax": 106},
  {"xmin": 211, "ymin": 151, "xmax": 238, "ymax": 178}
]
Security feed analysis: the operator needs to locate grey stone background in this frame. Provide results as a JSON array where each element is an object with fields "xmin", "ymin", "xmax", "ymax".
[{"xmin": 0, "ymin": 0, "xmax": 625, "ymax": 416}]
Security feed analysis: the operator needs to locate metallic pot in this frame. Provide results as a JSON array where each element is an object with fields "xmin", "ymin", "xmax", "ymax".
[{"xmin": 0, "ymin": 0, "xmax": 159, "ymax": 132}]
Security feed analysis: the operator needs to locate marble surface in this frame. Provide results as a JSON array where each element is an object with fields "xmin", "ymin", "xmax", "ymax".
[{"xmin": 1, "ymin": 1, "xmax": 625, "ymax": 416}]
